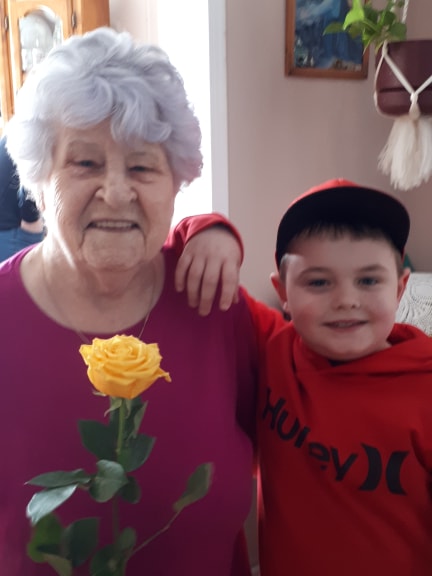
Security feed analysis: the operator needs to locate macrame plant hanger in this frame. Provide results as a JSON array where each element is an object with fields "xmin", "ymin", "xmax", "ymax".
[{"xmin": 374, "ymin": 0, "xmax": 432, "ymax": 191}]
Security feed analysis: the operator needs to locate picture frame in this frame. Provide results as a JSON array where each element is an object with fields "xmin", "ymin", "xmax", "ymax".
[{"xmin": 285, "ymin": 0, "xmax": 369, "ymax": 79}]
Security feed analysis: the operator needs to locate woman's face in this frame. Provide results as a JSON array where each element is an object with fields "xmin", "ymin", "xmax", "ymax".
[{"xmin": 42, "ymin": 120, "xmax": 177, "ymax": 273}]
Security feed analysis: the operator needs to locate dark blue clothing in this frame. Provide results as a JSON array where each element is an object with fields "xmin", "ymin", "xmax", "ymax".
[
  {"xmin": 0, "ymin": 137, "xmax": 43, "ymax": 260},
  {"xmin": 0, "ymin": 136, "xmax": 40, "ymax": 230}
]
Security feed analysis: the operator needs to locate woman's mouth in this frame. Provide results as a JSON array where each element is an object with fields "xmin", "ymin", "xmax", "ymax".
[{"xmin": 88, "ymin": 220, "xmax": 139, "ymax": 231}]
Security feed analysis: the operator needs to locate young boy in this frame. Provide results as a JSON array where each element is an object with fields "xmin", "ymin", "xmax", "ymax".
[
  {"xmin": 176, "ymin": 178, "xmax": 432, "ymax": 576},
  {"xmin": 248, "ymin": 178, "xmax": 432, "ymax": 576}
]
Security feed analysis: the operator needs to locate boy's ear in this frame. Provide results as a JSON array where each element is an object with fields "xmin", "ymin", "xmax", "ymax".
[
  {"xmin": 397, "ymin": 267, "xmax": 410, "ymax": 302},
  {"xmin": 271, "ymin": 271, "xmax": 288, "ymax": 304}
]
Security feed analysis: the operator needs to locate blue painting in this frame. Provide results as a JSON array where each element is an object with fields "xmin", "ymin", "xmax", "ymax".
[{"xmin": 294, "ymin": 0, "xmax": 364, "ymax": 72}]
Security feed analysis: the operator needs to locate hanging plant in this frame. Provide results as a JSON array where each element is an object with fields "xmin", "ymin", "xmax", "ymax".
[{"xmin": 325, "ymin": 0, "xmax": 432, "ymax": 191}]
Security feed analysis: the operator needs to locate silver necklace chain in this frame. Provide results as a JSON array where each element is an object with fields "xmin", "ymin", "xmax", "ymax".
[
  {"xmin": 41, "ymin": 257, "xmax": 156, "ymax": 344},
  {"xmin": 72, "ymin": 308, "xmax": 151, "ymax": 344}
]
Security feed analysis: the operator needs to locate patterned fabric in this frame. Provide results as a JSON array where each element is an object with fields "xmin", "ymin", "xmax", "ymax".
[{"xmin": 396, "ymin": 272, "xmax": 432, "ymax": 335}]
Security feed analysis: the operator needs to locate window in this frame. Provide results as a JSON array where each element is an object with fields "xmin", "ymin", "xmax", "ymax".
[{"xmin": 156, "ymin": 0, "xmax": 228, "ymax": 223}]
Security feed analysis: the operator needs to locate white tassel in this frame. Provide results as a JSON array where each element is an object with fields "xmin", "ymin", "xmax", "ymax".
[{"xmin": 378, "ymin": 108, "xmax": 432, "ymax": 191}]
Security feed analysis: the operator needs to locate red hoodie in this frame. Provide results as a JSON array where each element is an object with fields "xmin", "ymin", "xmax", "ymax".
[{"xmin": 248, "ymin": 294, "xmax": 432, "ymax": 576}]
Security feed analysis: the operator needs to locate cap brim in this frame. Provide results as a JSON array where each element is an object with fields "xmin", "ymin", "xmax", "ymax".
[{"xmin": 276, "ymin": 185, "xmax": 410, "ymax": 266}]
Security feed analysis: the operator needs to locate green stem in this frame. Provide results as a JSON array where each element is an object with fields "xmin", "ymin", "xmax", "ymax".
[
  {"xmin": 116, "ymin": 399, "xmax": 126, "ymax": 459},
  {"xmin": 131, "ymin": 511, "xmax": 181, "ymax": 556},
  {"xmin": 113, "ymin": 399, "xmax": 126, "ymax": 543}
]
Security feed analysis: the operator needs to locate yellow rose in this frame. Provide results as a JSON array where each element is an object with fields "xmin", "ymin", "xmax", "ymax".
[{"xmin": 79, "ymin": 335, "xmax": 171, "ymax": 399}]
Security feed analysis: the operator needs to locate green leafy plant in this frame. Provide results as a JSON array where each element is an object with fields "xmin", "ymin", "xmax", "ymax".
[
  {"xmin": 324, "ymin": 0, "xmax": 407, "ymax": 52},
  {"xmin": 25, "ymin": 335, "xmax": 213, "ymax": 576}
]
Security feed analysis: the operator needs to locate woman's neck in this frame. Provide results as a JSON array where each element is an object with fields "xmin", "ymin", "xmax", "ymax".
[{"xmin": 21, "ymin": 243, "xmax": 165, "ymax": 334}]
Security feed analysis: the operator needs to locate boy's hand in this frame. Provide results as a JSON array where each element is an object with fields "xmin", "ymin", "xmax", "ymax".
[{"xmin": 175, "ymin": 227, "xmax": 241, "ymax": 316}]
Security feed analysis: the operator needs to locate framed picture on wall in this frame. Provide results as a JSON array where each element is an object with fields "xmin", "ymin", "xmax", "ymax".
[{"xmin": 285, "ymin": 0, "xmax": 369, "ymax": 79}]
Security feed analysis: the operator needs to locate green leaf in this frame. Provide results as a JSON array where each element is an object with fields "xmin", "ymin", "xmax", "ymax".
[
  {"xmin": 389, "ymin": 21, "xmax": 407, "ymax": 41},
  {"xmin": 173, "ymin": 463, "xmax": 213, "ymax": 514},
  {"xmin": 28, "ymin": 526, "xmax": 73, "ymax": 576},
  {"xmin": 27, "ymin": 513, "xmax": 63, "ymax": 562},
  {"xmin": 27, "ymin": 469, "xmax": 91, "ymax": 488},
  {"xmin": 379, "ymin": 9, "xmax": 396, "ymax": 27},
  {"xmin": 111, "ymin": 397, "xmax": 147, "ymax": 442},
  {"xmin": 42, "ymin": 554, "xmax": 73, "ymax": 576},
  {"xmin": 90, "ymin": 544, "xmax": 119, "ymax": 576},
  {"xmin": 89, "ymin": 460, "xmax": 128, "ymax": 503},
  {"xmin": 118, "ymin": 433, "xmax": 155, "ymax": 473},
  {"xmin": 323, "ymin": 22, "xmax": 344, "ymax": 35},
  {"xmin": 343, "ymin": 1, "xmax": 365, "ymax": 27},
  {"xmin": 106, "ymin": 397, "xmax": 123, "ymax": 418},
  {"xmin": 363, "ymin": 4, "xmax": 379, "ymax": 24},
  {"xmin": 63, "ymin": 518, "xmax": 99, "ymax": 567},
  {"xmin": 120, "ymin": 475, "xmax": 141, "ymax": 504},
  {"xmin": 129, "ymin": 400, "xmax": 148, "ymax": 439},
  {"xmin": 27, "ymin": 485, "xmax": 79, "ymax": 526},
  {"xmin": 117, "ymin": 527, "xmax": 136, "ymax": 553},
  {"xmin": 346, "ymin": 22, "xmax": 364, "ymax": 39},
  {"xmin": 78, "ymin": 420, "xmax": 116, "ymax": 461}
]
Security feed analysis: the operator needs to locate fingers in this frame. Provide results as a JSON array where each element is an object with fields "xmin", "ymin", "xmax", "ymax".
[
  {"xmin": 175, "ymin": 253, "xmax": 240, "ymax": 316},
  {"xmin": 196, "ymin": 265, "xmax": 220, "ymax": 316},
  {"xmin": 184, "ymin": 255, "xmax": 209, "ymax": 311},
  {"xmin": 174, "ymin": 250, "xmax": 193, "ymax": 293},
  {"xmin": 188, "ymin": 259, "xmax": 240, "ymax": 316},
  {"xmin": 218, "ymin": 261, "xmax": 240, "ymax": 312},
  {"xmin": 174, "ymin": 227, "xmax": 242, "ymax": 315}
]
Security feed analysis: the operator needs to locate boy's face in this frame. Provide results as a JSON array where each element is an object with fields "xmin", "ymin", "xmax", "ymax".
[{"xmin": 272, "ymin": 234, "xmax": 409, "ymax": 362}]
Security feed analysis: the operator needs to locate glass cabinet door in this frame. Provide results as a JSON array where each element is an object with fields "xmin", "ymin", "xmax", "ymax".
[
  {"xmin": 8, "ymin": 0, "xmax": 72, "ymax": 104},
  {"xmin": 19, "ymin": 8, "xmax": 62, "ymax": 74},
  {"xmin": 0, "ymin": 0, "xmax": 109, "ymax": 124}
]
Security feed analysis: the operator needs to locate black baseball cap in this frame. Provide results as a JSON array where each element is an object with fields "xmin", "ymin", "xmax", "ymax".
[{"xmin": 275, "ymin": 178, "xmax": 410, "ymax": 266}]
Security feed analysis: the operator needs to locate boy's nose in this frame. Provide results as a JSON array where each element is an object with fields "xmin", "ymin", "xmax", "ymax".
[{"xmin": 333, "ymin": 285, "xmax": 361, "ymax": 309}]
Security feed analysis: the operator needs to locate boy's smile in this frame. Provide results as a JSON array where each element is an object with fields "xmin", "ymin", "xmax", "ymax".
[{"xmin": 274, "ymin": 234, "xmax": 410, "ymax": 362}]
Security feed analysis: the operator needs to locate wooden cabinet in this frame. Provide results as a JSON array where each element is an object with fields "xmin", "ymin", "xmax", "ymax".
[{"xmin": 0, "ymin": 0, "xmax": 110, "ymax": 125}]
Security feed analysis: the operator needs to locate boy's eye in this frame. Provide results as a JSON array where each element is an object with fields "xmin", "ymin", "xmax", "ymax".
[
  {"xmin": 358, "ymin": 277, "xmax": 378, "ymax": 286},
  {"xmin": 307, "ymin": 278, "xmax": 329, "ymax": 287}
]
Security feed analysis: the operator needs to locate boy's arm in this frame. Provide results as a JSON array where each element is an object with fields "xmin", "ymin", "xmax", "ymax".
[
  {"xmin": 242, "ymin": 289, "xmax": 288, "ymax": 351},
  {"xmin": 167, "ymin": 213, "xmax": 244, "ymax": 258},
  {"xmin": 166, "ymin": 213, "xmax": 244, "ymax": 316}
]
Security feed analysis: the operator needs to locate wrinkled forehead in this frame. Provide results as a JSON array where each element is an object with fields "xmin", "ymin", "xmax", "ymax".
[{"xmin": 53, "ymin": 120, "xmax": 168, "ymax": 159}]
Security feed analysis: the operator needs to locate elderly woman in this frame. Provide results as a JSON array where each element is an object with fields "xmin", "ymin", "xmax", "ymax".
[{"xmin": 0, "ymin": 28, "xmax": 257, "ymax": 576}]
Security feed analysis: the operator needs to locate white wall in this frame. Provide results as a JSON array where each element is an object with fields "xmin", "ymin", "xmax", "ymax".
[
  {"xmin": 109, "ymin": 0, "xmax": 158, "ymax": 43},
  {"xmin": 226, "ymin": 0, "xmax": 432, "ymax": 303}
]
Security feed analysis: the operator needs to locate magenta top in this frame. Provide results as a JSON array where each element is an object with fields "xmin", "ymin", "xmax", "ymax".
[{"xmin": 0, "ymin": 247, "xmax": 257, "ymax": 576}]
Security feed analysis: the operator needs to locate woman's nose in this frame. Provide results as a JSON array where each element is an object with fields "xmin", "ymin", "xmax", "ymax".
[{"xmin": 96, "ymin": 168, "xmax": 137, "ymax": 206}]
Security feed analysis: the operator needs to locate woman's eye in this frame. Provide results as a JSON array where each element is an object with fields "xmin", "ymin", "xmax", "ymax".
[
  {"xmin": 130, "ymin": 165, "xmax": 151, "ymax": 172},
  {"xmin": 76, "ymin": 159, "xmax": 98, "ymax": 168}
]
